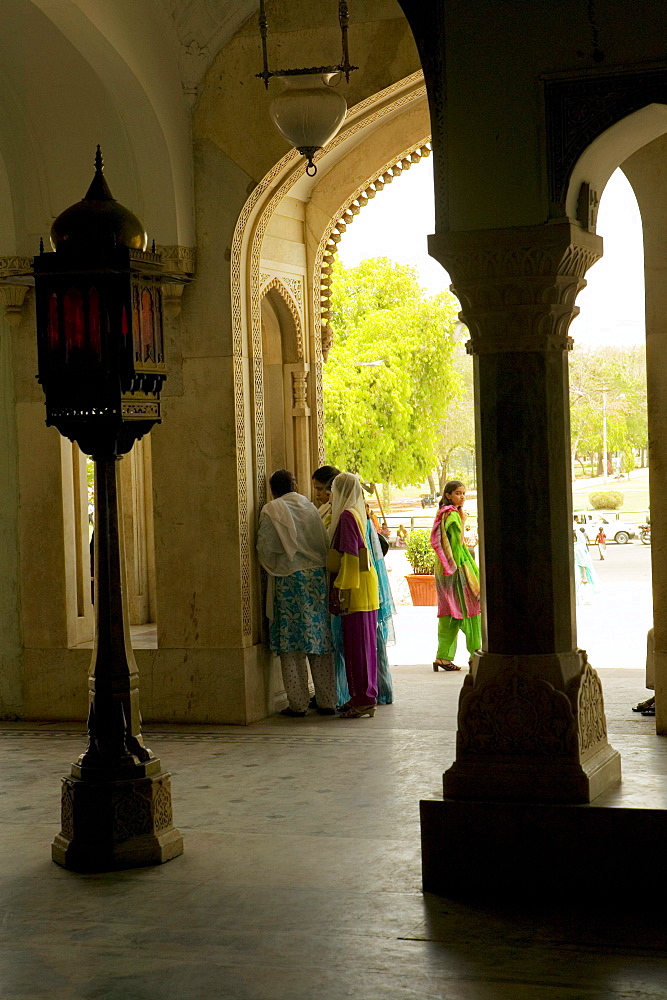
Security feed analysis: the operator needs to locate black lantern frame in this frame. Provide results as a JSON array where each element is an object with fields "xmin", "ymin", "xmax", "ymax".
[{"xmin": 34, "ymin": 241, "xmax": 166, "ymax": 457}]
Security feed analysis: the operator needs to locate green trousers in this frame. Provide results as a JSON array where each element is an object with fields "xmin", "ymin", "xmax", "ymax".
[{"xmin": 436, "ymin": 613, "xmax": 482, "ymax": 662}]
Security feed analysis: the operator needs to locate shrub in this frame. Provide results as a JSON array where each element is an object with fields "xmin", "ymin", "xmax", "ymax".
[
  {"xmin": 406, "ymin": 529, "xmax": 436, "ymax": 574},
  {"xmin": 589, "ymin": 491, "xmax": 624, "ymax": 510}
]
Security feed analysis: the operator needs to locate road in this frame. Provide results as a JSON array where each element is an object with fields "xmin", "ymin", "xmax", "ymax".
[{"xmin": 387, "ymin": 540, "xmax": 653, "ymax": 675}]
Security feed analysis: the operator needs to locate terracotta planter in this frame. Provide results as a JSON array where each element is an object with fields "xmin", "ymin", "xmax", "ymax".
[{"xmin": 406, "ymin": 574, "xmax": 437, "ymax": 606}]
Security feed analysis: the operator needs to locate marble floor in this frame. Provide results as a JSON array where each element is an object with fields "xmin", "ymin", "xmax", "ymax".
[{"xmin": 1, "ymin": 666, "xmax": 666, "ymax": 999}]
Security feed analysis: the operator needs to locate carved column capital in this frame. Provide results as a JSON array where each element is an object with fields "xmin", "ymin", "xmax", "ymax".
[
  {"xmin": 0, "ymin": 283, "xmax": 29, "ymax": 327},
  {"xmin": 156, "ymin": 245, "xmax": 196, "ymax": 279},
  {"xmin": 0, "ymin": 257, "xmax": 32, "ymax": 327},
  {"xmin": 429, "ymin": 223, "xmax": 602, "ymax": 354}
]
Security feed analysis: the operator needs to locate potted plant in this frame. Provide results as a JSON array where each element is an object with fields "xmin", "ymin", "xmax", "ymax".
[{"xmin": 405, "ymin": 529, "xmax": 438, "ymax": 606}]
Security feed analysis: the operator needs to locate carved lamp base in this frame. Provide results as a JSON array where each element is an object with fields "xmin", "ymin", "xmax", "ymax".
[{"xmin": 52, "ymin": 768, "xmax": 184, "ymax": 873}]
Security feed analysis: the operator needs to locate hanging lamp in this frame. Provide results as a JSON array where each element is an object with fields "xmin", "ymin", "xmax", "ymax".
[{"xmin": 257, "ymin": 1, "xmax": 357, "ymax": 176}]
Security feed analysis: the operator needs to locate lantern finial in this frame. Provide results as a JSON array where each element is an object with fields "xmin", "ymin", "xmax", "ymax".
[
  {"xmin": 83, "ymin": 145, "xmax": 114, "ymax": 203},
  {"xmin": 50, "ymin": 146, "xmax": 147, "ymax": 251}
]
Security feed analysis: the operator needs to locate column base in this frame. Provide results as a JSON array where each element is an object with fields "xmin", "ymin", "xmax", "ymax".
[
  {"xmin": 52, "ymin": 768, "xmax": 184, "ymax": 873},
  {"xmin": 443, "ymin": 649, "xmax": 621, "ymax": 804},
  {"xmin": 443, "ymin": 743, "xmax": 621, "ymax": 804}
]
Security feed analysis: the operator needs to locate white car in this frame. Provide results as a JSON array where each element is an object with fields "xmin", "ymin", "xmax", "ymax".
[{"xmin": 573, "ymin": 513, "xmax": 637, "ymax": 545}]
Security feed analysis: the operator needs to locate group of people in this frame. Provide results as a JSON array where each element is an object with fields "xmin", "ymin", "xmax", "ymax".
[{"xmin": 256, "ymin": 466, "xmax": 395, "ymax": 720}]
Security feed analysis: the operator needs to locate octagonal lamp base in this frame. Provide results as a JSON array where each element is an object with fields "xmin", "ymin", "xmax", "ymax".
[{"xmin": 51, "ymin": 768, "xmax": 184, "ymax": 873}]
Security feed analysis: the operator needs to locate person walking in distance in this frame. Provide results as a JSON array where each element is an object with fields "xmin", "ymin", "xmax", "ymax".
[{"xmin": 595, "ymin": 525, "xmax": 607, "ymax": 560}]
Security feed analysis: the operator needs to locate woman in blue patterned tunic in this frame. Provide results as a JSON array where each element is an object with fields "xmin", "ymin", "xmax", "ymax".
[{"xmin": 257, "ymin": 469, "xmax": 336, "ymax": 717}]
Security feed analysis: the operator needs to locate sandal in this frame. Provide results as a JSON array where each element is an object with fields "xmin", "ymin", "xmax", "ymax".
[
  {"xmin": 633, "ymin": 696, "xmax": 655, "ymax": 713},
  {"xmin": 339, "ymin": 704, "xmax": 376, "ymax": 719},
  {"xmin": 433, "ymin": 660, "xmax": 462, "ymax": 672}
]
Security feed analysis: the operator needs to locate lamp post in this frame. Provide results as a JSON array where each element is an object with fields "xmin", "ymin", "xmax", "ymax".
[{"xmin": 33, "ymin": 148, "xmax": 183, "ymax": 872}]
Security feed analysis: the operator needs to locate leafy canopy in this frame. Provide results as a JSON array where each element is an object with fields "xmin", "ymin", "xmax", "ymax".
[
  {"xmin": 569, "ymin": 345, "xmax": 647, "ymax": 460},
  {"xmin": 324, "ymin": 258, "xmax": 462, "ymax": 486}
]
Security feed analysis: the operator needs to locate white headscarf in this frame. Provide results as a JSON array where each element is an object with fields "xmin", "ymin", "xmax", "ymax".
[
  {"xmin": 257, "ymin": 492, "xmax": 329, "ymax": 576},
  {"xmin": 328, "ymin": 473, "xmax": 368, "ymax": 540},
  {"xmin": 261, "ymin": 497, "xmax": 299, "ymax": 560},
  {"xmin": 257, "ymin": 491, "xmax": 330, "ymax": 620}
]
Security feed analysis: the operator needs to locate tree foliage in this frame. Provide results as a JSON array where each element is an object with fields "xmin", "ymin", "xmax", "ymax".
[
  {"xmin": 436, "ymin": 339, "xmax": 475, "ymax": 487},
  {"xmin": 569, "ymin": 345, "xmax": 647, "ymax": 471},
  {"xmin": 324, "ymin": 258, "xmax": 462, "ymax": 486}
]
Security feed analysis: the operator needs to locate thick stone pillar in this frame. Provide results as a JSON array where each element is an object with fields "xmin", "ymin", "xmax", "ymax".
[
  {"xmin": 429, "ymin": 221, "xmax": 621, "ymax": 804},
  {"xmin": 621, "ymin": 140, "xmax": 667, "ymax": 735}
]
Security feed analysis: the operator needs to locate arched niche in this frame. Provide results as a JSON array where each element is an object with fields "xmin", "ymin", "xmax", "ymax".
[{"xmin": 261, "ymin": 285, "xmax": 304, "ymax": 482}]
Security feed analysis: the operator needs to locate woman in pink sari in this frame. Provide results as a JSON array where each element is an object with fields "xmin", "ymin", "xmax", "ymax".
[{"xmin": 430, "ymin": 480, "xmax": 481, "ymax": 671}]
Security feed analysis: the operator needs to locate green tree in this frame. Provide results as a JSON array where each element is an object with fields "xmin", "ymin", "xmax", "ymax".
[
  {"xmin": 569, "ymin": 345, "xmax": 647, "ymax": 475},
  {"xmin": 436, "ymin": 338, "xmax": 475, "ymax": 488},
  {"xmin": 324, "ymin": 258, "xmax": 462, "ymax": 488}
]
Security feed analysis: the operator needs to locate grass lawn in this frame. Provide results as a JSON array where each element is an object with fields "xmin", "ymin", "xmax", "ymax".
[{"xmin": 572, "ymin": 472, "xmax": 650, "ymax": 517}]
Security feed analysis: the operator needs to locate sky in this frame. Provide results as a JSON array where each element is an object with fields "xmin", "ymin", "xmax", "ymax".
[{"xmin": 337, "ymin": 158, "xmax": 645, "ymax": 349}]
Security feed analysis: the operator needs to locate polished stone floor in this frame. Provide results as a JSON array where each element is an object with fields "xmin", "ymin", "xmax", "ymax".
[{"xmin": 1, "ymin": 666, "xmax": 666, "ymax": 999}]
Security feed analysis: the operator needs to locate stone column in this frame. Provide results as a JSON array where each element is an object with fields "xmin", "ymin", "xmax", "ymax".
[
  {"xmin": 430, "ymin": 221, "xmax": 621, "ymax": 804},
  {"xmin": 621, "ymin": 140, "xmax": 667, "ymax": 734},
  {"xmin": 288, "ymin": 362, "xmax": 311, "ymax": 491}
]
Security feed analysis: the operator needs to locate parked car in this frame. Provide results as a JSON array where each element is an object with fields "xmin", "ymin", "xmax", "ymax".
[{"xmin": 573, "ymin": 512, "xmax": 637, "ymax": 544}]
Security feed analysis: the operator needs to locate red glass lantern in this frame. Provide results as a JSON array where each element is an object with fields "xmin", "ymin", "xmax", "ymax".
[{"xmin": 33, "ymin": 147, "xmax": 166, "ymax": 456}]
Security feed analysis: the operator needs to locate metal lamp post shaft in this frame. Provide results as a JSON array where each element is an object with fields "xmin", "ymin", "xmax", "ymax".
[{"xmin": 75, "ymin": 453, "xmax": 154, "ymax": 778}]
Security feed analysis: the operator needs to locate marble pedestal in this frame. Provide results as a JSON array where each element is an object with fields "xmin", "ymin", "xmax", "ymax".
[
  {"xmin": 421, "ymin": 795, "xmax": 667, "ymax": 898},
  {"xmin": 52, "ymin": 764, "xmax": 184, "ymax": 873}
]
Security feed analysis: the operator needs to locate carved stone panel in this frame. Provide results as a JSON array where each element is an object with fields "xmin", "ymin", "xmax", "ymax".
[
  {"xmin": 457, "ymin": 660, "xmax": 579, "ymax": 758},
  {"xmin": 545, "ymin": 66, "xmax": 667, "ymax": 211}
]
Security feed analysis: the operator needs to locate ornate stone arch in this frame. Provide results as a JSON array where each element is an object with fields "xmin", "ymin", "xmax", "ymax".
[
  {"xmin": 259, "ymin": 275, "xmax": 304, "ymax": 360},
  {"xmin": 230, "ymin": 70, "xmax": 429, "ymax": 636}
]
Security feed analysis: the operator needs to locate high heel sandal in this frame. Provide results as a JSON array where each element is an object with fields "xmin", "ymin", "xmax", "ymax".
[
  {"xmin": 433, "ymin": 660, "xmax": 461, "ymax": 672},
  {"xmin": 339, "ymin": 704, "xmax": 376, "ymax": 719}
]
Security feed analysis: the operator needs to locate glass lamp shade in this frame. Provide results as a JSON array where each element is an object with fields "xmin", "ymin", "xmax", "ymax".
[{"xmin": 270, "ymin": 73, "xmax": 347, "ymax": 159}]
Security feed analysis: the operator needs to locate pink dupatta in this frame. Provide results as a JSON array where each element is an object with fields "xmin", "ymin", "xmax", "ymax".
[{"xmin": 430, "ymin": 505, "xmax": 481, "ymax": 619}]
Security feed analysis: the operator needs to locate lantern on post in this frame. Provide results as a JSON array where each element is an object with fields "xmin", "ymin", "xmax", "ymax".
[{"xmin": 33, "ymin": 147, "xmax": 183, "ymax": 872}]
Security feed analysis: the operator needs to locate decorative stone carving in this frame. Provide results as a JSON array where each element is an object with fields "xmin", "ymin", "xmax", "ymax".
[
  {"xmin": 544, "ymin": 66, "xmax": 667, "ymax": 211},
  {"xmin": 444, "ymin": 649, "xmax": 621, "ymax": 804},
  {"xmin": 567, "ymin": 655, "xmax": 608, "ymax": 758},
  {"xmin": 316, "ymin": 139, "xmax": 431, "ymax": 359},
  {"xmin": 457, "ymin": 659, "xmax": 579, "ymax": 757},
  {"xmin": 53, "ymin": 770, "xmax": 183, "ymax": 872},
  {"xmin": 291, "ymin": 368, "xmax": 309, "ymax": 415},
  {"xmin": 162, "ymin": 283, "xmax": 185, "ymax": 319},
  {"xmin": 0, "ymin": 256, "xmax": 32, "ymax": 327},
  {"xmin": 259, "ymin": 276, "xmax": 304, "ymax": 359},
  {"xmin": 429, "ymin": 222, "xmax": 602, "ymax": 354},
  {"xmin": 0, "ymin": 283, "xmax": 29, "ymax": 327},
  {"xmin": 156, "ymin": 244, "xmax": 196, "ymax": 278}
]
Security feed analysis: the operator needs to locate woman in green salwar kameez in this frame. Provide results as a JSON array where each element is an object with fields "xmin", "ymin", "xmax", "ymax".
[{"xmin": 430, "ymin": 481, "xmax": 482, "ymax": 671}]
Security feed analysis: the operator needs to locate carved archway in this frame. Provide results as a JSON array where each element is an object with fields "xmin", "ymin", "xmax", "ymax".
[{"xmin": 231, "ymin": 70, "xmax": 430, "ymax": 636}]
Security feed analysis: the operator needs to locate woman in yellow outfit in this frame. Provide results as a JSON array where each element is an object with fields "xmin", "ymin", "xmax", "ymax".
[{"xmin": 327, "ymin": 473, "xmax": 380, "ymax": 718}]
